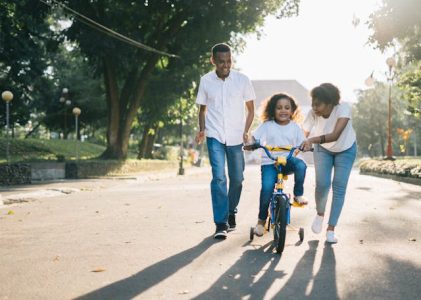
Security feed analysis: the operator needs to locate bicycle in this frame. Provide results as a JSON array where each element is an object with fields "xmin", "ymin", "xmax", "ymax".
[{"xmin": 244, "ymin": 140, "xmax": 306, "ymax": 254}]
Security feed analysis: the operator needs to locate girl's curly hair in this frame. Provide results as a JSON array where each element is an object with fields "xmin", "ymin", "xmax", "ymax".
[{"xmin": 260, "ymin": 93, "xmax": 302, "ymax": 123}]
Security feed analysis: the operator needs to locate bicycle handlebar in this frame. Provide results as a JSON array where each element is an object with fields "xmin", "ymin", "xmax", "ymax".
[{"xmin": 243, "ymin": 140, "xmax": 303, "ymax": 162}]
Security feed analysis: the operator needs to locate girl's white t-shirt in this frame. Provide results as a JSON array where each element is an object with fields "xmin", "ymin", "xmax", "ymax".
[
  {"xmin": 303, "ymin": 102, "xmax": 356, "ymax": 152},
  {"xmin": 252, "ymin": 120, "xmax": 305, "ymax": 165}
]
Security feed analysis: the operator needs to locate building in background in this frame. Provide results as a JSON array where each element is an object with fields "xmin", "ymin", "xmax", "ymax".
[{"xmin": 252, "ymin": 79, "xmax": 311, "ymax": 115}]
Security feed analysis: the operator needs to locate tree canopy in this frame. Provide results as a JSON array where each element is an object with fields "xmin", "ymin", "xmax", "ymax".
[{"xmin": 55, "ymin": 0, "xmax": 298, "ymax": 159}]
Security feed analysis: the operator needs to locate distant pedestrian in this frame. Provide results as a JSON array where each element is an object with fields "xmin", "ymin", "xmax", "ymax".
[
  {"xmin": 301, "ymin": 83, "xmax": 357, "ymax": 243},
  {"xmin": 195, "ymin": 43, "xmax": 255, "ymax": 240},
  {"xmin": 249, "ymin": 93, "xmax": 308, "ymax": 237}
]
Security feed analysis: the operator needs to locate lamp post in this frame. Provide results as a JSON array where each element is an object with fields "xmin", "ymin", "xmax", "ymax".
[
  {"xmin": 178, "ymin": 100, "xmax": 185, "ymax": 175},
  {"xmin": 72, "ymin": 107, "xmax": 81, "ymax": 161},
  {"xmin": 385, "ymin": 57, "xmax": 396, "ymax": 160},
  {"xmin": 59, "ymin": 88, "xmax": 71, "ymax": 139},
  {"xmin": 2, "ymin": 90, "xmax": 14, "ymax": 163}
]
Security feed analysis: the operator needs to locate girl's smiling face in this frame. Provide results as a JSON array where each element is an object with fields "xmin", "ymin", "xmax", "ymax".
[{"xmin": 274, "ymin": 98, "xmax": 293, "ymax": 125}]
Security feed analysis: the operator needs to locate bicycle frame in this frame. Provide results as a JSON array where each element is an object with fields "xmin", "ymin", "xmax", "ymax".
[{"xmin": 259, "ymin": 145, "xmax": 298, "ymax": 226}]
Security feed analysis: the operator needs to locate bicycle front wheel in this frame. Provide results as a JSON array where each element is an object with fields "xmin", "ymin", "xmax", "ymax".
[{"xmin": 273, "ymin": 194, "xmax": 288, "ymax": 254}]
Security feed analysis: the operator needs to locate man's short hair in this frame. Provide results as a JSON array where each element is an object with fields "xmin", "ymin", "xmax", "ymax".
[{"xmin": 212, "ymin": 43, "xmax": 231, "ymax": 57}]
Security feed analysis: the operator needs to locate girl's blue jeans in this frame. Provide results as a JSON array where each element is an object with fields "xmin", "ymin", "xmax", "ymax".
[
  {"xmin": 206, "ymin": 137, "xmax": 245, "ymax": 226},
  {"xmin": 258, "ymin": 157, "xmax": 307, "ymax": 221},
  {"xmin": 313, "ymin": 142, "xmax": 357, "ymax": 226}
]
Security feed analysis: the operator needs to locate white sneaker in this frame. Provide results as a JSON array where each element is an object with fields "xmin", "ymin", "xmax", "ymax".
[
  {"xmin": 254, "ymin": 224, "xmax": 264, "ymax": 236},
  {"xmin": 311, "ymin": 215, "xmax": 324, "ymax": 234},
  {"xmin": 294, "ymin": 195, "xmax": 308, "ymax": 205},
  {"xmin": 326, "ymin": 230, "xmax": 338, "ymax": 243}
]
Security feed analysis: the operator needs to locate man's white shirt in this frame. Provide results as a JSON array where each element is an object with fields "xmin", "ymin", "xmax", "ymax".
[{"xmin": 196, "ymin": 70, "xmax": 256, "ymax": 146}]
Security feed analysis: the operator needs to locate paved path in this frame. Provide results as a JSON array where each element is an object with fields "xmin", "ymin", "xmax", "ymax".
[{"xmin": 1, "ymin": 165, "xmax": 420, "ymax": 299}]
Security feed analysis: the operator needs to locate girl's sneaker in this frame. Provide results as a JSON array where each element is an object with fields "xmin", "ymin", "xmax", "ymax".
[
  {"xmin": 294, "ymin": 195, "xmax": 308, "ymax": 205},
  {"xmin": 326, "ymin": 230, "xmax": 338, "ymax": 243},
  {"xmin": 254, "ymin": 219, "xmax": 266, "ymax": 236},
  {"xmin": 311, "ymin": 215, "xmax": 324, "ymax": 234}
]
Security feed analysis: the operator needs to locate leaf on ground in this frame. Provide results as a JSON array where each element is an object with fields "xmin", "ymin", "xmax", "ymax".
[
  {"xmin": 7, "ymin": 210, "xmax": 14, "ymax": 215},
  {"xmin": 91, "ymin": 268, "xmax": 106, "ymax": 273},
  {"xmin": 408, "ymin": 238, "xmax": 416, "ymax": 242},
  {"xmin": 53, "ymin": 256, "xmax": 60, "ymax": 261}
]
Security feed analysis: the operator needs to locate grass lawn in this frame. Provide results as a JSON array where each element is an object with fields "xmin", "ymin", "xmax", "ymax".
[{"xmin": 0, "ymin": 138, "xmax": 105, "ymax": 164}]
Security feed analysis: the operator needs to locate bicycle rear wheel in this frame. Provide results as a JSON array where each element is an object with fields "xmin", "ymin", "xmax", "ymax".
[{"xmin": 273, "ymin": 194, "xmax": 288, "ymax": 254}]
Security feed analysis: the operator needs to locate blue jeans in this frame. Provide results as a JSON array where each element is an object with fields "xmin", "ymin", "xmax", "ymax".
[
  {"xmin": 258, "ymin": 157, "xmax": 307, "ymax": 221},
  {"xmin": 313, "ymin": 142, "xmax": 357, "ymax": 226},
  {"xmin": 206, "ymin": 137, "xmax": 245, "ymax": 226}
]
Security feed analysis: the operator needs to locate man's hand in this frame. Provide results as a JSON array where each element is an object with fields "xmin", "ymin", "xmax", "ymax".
[
  {"xmin": 195, "ymin": 131, "xmax": 205, "ymax": 144},
  {"xmin": 243, "ymin": 132, "xmax": 250, "ymax": 145}
]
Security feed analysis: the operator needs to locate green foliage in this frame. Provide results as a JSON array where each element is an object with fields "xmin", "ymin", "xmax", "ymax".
[
  {"xmin": 60, "ymin": 0, "xmax": 299, "ymax": 158},
  {"xmin": 398, "ymin": 61, "xmax": 421, "ymax": 115},
  {"xmin": 0, "ymin": 0, "xmax": 61, "ymax": 127},
  {"xmin": 368, "ymin": 0, "xmax": 421, "ymax": 60},
  {"xmin": 0, "ymin": 137, "xmax": 105, "ymax": 163},
  {"xmin": 42, "ymin": 45, "xmax": 106, "ymax": 136},
  {"xmin": 353, "ymin": 83, "xmax": 409, "ymax": 157}
]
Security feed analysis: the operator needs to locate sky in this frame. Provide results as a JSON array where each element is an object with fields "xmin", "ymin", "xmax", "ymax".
[{"xmin": 234, "ymin": 0, "xmax": 394, "ymax": 102}]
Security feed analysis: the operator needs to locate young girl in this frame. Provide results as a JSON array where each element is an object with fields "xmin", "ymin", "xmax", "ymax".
[{"xmin": 251, "ymin": 93, "xmax": 308, "ymax": 236}]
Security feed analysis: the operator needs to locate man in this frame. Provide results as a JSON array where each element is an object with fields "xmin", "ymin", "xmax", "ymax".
[{"xmin": 195, "ymin": 43, "xmax": 255, "ymax": 240}]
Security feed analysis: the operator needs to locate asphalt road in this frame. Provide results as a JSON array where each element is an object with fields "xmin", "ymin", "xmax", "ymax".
[{"xmin": 1, "ymin": 165, "xmax": 420, "ymax": 300}]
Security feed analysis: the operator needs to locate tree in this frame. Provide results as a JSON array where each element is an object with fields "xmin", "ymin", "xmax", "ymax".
[
  {"xmin": 42, "ymin": 44, "xmax": 106, "ymax": 140},
  {"xmin": 398, "ymin": 61, "xmax": 421, "ymax": 115},
  {"xmin": 369, "ymin": 0, "xmax": 421, "ymax": 119},
  {"xmin": 369, "ymin": 0, "xmax": 421, "ymax": 60},
  {"xmin": 0, "ymin": 0, "xmax": 60, "ymax": 134},
  {"xmin": 353, "ymin": 83, "xmax": 407, "ymax": 157},
  {"xmin": 60, "ymin": 0, "xmax": 298, "ymax": 159}
]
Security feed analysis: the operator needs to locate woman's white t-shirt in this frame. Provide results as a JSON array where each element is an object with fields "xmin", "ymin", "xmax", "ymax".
[
  {"xmin": 252, "ymin": 120, "xmax": 305, "ymax": 165},
  {"xmin": 303, "ymin": 102, "xmax": 356, "ymax": 152}
]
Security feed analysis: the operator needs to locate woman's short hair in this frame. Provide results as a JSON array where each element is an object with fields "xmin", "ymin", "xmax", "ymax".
[{"xmin": 310, "ymin": 83, "xmax": 340, "ymax": 105}]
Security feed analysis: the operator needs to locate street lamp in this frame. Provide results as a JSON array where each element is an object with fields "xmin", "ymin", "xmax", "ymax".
[
  {"xmin": 2, "ymin": 90, "xmax": 14, "ymax": 163},
  {"xmin": 72, "ymin": 107, "xmax": 81, "ymax": 161},
  {"xmin": 385, "ymin": 57, "xmax": 396, "ymax": 160},
  {"xmin": 178, "ymin": 100, "xmax": 185, "ymax": 175},
  {"xmin": 59, "ymin": 88, "xmax": 71, "ymax": 139}
]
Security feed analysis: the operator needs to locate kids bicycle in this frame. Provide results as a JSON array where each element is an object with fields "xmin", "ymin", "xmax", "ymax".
[{"xmin": 244, "ymin": 141, "xmax": 306, "ymax": 254}]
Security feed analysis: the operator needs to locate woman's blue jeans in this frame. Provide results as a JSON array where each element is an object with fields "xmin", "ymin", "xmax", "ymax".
[
  {"xmin": 206, "ymin": 137, "xmax": 245, "ymax": 226},
  {"xmin": 258, "ymin": 157, "xmax": 307, "ymax": 221},
  {"xmin": 313, "ymin": 142, "xmax": 357, "ymax": 227}
]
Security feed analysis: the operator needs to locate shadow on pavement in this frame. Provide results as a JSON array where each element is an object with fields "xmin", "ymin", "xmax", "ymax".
[
  {"xmin": 276, "ymin": 241, "xmax": 339, "ymax": 299},
  {"xmin": 75, "ymin": 237, "xmax": 215, "ymax": 300},
  {"xmin": 195, "ymin": 240, "xmax": 339, "ymax": 300},
  {"xmin": 193, "ymin": 241, "xmax": 284, "ymax": 300}
]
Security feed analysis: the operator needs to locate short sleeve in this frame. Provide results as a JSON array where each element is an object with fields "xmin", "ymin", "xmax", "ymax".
[
  {"xmin": 302, "ymin": 110, "xmax": 315, "ymax": 132},
  {"xmin": 196, "ymin": 77, "xmax": 207, "ymax": 105},
  {"xmin": 252, "ymin": 122, "xmax": 266, "ymax": 141},
  {"xmin": 295, "ymin": 124, "xmax": 305, "ymax": 145},
  {"xmin": 243, "ymin": 76, "xmax": 256, "ymax": 102},
  {"xmin": 337, "ymin": 103, "xmax": 352, "ymax": 119}
]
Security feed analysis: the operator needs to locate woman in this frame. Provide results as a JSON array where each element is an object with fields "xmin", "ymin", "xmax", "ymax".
[{"xmin": 301, "ymin": 83, "xmax": 357, "ymax": 243}]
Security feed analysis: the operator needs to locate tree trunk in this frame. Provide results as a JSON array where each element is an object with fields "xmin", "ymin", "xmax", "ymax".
[{"xmin": 137, "ymin": 125, "xmax": 157, "ymax": 159}]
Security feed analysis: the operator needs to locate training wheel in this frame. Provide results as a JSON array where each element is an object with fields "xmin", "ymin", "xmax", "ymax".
[
  {"xmin": 249, "ymin": 227, "xmax": 254, "ymax": 241},
  {"xmin": 299, "ymin": 227, "xmax": 304, "ymax": 242}
]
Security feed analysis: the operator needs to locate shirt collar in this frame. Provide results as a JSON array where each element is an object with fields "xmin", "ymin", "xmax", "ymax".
[{"xmin": 212, "ymin": 70, "xmax": 232, "ymax": 81}]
